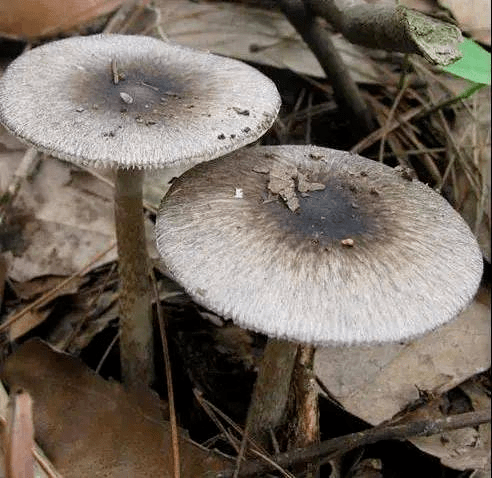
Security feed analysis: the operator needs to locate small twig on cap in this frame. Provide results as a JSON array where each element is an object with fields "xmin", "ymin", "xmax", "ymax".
[{"xmin": 111, "ymin": 59, "xmax": 120, "ymax": 85}]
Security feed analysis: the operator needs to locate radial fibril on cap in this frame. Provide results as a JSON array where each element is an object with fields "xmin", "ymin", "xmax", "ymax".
[
  {"xmin": 0, "ymin": 34, "xmax": 280, "ymax": 169},
  {"xmin": 156, "ymin": 145, "xmax": 483, "ymax": 345}
]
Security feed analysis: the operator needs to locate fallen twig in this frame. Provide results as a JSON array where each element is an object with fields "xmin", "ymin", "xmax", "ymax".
[
  {"xmin": 217, "ymin": 408, "xmax": 491, "ymax": 477},
  {"xmin": 278, "ymin": 0, "xmax": 375, "ymax": 138},
  {"xmin": 304, "ymin": 0, "xmax": 462, "ymax": 65},
  {"xmin": 151, "ymin": 269, "xmax": 181, "ymax": 478}
]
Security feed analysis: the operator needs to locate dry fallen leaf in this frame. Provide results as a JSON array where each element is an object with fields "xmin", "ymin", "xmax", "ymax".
[
  {"xmin": 0, "ymin": 0, "xmax": 125, "ymax": 40},
  {"xmin": 439, "ymin": 0, "xmax": 491, "ymax": 45},
  {"xmin": 157, "ymin": 0, "xmax": 383, "ymax": 84},
  {"xmin": 1, "ymin": 148, "xmax": 161, "ymax": 282},
  {"xmin": 315, "ymin": 294, "xmax": 491, "ymax": 425},
  {"xmin": 1, "ymin": 339, "xmax": 231, "ymax": 478},
  {"xmin": 1, "ymin": 154, "xmax": 116, "ymax": 281},
  {"xmin": 409, "ymin": 379, "xmax": 491, "ymax": 471}
]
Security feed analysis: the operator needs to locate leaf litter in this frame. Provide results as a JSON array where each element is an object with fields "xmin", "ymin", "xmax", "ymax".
[
  {"xmin": 0, "ymin": 0, "xmax": 490, "ymax": 476},
  {"xmin": 1, "ymin": 339, "xmax": 230, "ymax": 478}
]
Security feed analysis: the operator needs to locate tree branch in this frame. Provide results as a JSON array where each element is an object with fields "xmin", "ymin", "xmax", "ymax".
[
  {"xmin": 278, "ymin": 0, "xmax": 376, "ymax": 138},
  {"xmin": 304, "ymin": 0, "xmax": 463, "ymax": 65}
]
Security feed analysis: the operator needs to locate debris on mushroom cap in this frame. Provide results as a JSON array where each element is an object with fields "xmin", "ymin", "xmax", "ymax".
[
  {"xmin": 0, "ymin": 34, "xmax": 281, "ymax": 169},
  {"xmin": 267, "ymin": 163, "xmax": 300, "ymax": 212},
  {"xmin": 155, "ymin": 145, "xmax": 483, "ymax": 346},
  {"xmin": 265, "ymin": 163, "xmax": 326, "ymax": 212}
]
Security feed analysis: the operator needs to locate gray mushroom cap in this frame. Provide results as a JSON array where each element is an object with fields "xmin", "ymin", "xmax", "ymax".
[
  {"xmin": 155, "ymin": 145, "xmax": 483, "ymax": 345},
  {"xmin": 0, "ymin": 34, "xmax": 280, "ymax": 169}
]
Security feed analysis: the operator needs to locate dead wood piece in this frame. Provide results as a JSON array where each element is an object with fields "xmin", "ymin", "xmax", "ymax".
[
  {"xmin": 278, "ymin": 0, "xmax": 376, "ymax": 138},
  {"xmin": 304, "ymin": 0, "xmax": 463, "ymax": 66},
  {"xmin": 218, "ymin": 408, "xmax": 491, "ymax": 477}
]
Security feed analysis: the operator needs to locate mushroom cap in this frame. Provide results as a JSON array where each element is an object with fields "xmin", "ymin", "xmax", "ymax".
[
  {"xmin": 155, "ymin": 145, "xmax": 483, "ymax": 345},
  {"xmin": 0, "ymin": 34, "xmax": 280, "ymax": 169}
]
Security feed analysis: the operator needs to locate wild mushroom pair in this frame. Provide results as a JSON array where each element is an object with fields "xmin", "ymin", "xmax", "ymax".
[
  {"xmin": 0, "ymin": 34, "xmax": 281, "ymax": 387},
  {"xmin": 155, "ymin": 145, "xmax": 483, "ymax": 445}
]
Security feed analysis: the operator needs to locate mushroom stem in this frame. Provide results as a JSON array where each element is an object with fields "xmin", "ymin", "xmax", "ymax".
[
  {"xmin": 245, "ymin": 338, "xmax": 298, "ymax": 448},
  {"xmin": 288, "ymin": 344, "xmax": 320, "ymax": 477},
  {"xmin": 114, "ymin": 168, "xmax": 154, "ymax": 387}
]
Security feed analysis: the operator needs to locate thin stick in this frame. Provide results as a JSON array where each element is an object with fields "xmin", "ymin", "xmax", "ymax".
[
  {"xmin": 111, "ymin": 59, "xmax": 120, "ymax": 85},
  {"xmin": 351, "ymin": 85, "xmax": 485, "ymax": 155},
  {"xmin": 32, "ymin": 448, "xmax": 64, "ymax": 478},
  {"xmin": 221, "ymin": 409, "xmax": 491, "ymax": 477},
  {"xmin": 350, "ymin": 104, "xmax": 424, "ymax": 154},
  {"xmin": 95, "ymin": 329, "xmax": 121, "ymax": 374},
  {"xmin": 118, "ymin": 0, "xmax": 150, "ymax": 33},
  {"xmin": 378, "ymin": 78, "xmax": 409, "ymax": 162},
  {"xmin": 283, "ymin": 88, "xmax": 306, "ymax": 142},
  {"xmin": 0, "ymin": 403, "xmax": 63, "ymax": 478},
  {"xmin": 151, "ymin": 270, "xmax": 180, "ymax": 478},
  {"xmin": 193, "ymin": 389, "xmax": 240, "ymax": 455},
  {"xmin": 194, "ymin": 393, "xmax": 295, "ymax": 478},
  {"xmin": 279, "ymin": 0, "xmax": 375, "ymax": 137},
  {"xmin": 6, "ymin": 391, "xmax": 34, "ymax": 478},
  {"xmin": 103, "ymin": 0, "xmax": 138, "ymax": 33},
  {"xmin": 0, "ymin": 243, "xmax": 116, "ymax": 334}
]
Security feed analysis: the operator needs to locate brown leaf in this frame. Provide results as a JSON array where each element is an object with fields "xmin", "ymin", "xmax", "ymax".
[
  {"xmin": 315, "ymin": 292, "xmax": 491, "ymax": 425},
  {"xmin": 0, "ymin": 0, "xmax": 126, "ymax": 40},
  {"xmin": 1, "ymin": 339, "xmax": 230, "ymax": 478},
  {"xmin": 9, "ymin": 308, "xmax": 52, "ymax": 342}
]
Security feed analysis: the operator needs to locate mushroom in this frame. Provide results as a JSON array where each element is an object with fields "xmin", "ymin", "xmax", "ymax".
[
  {"xmin": 155, "ymin": 145, "xmax": 483, "ymax": 445},
  {"xmin": 0, "ymin": 34, "xmax": 281, "ymax": 388}
]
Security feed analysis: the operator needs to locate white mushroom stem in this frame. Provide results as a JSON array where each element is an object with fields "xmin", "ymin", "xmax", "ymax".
[
  {"xmin": 245, "ymin": 338, "xmax": 298, "ymax": 447},
  {"xmin": 114, "ymin": 168, "xmax": 154, "ymax": 387}
]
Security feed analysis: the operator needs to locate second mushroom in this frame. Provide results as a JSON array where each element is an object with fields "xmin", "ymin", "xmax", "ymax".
[{"xmin": 155, "ymin": 145, "xmax": 483, "ymax": 447}]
